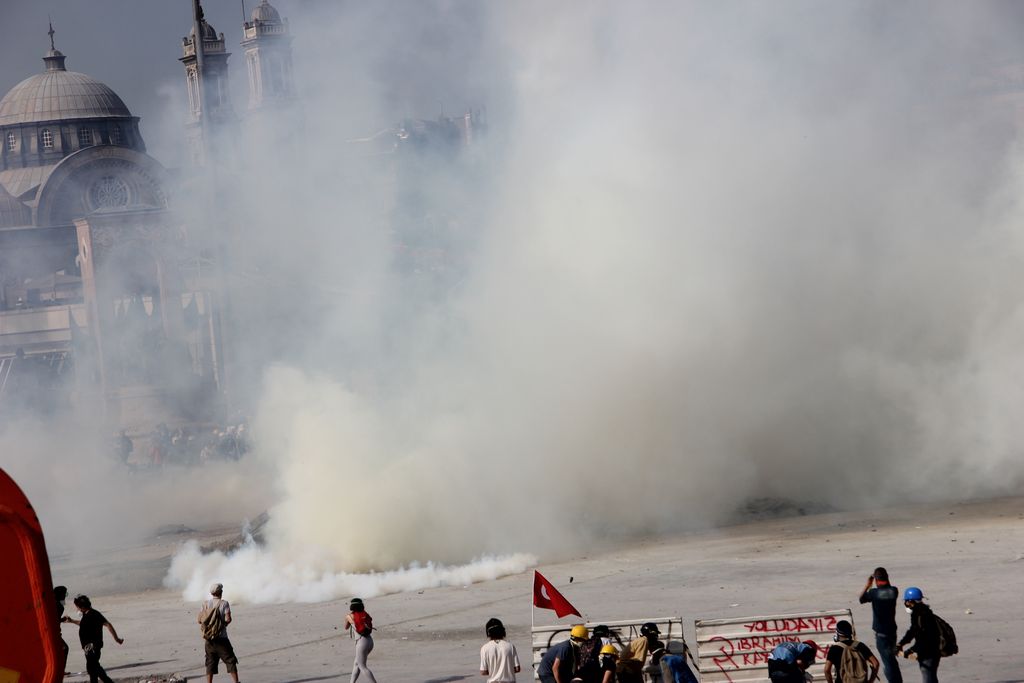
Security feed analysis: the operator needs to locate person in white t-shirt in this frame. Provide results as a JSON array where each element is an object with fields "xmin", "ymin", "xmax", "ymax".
[{"xmin": 480, "ymin": 618, "xmax": 521, "ymax": 683}]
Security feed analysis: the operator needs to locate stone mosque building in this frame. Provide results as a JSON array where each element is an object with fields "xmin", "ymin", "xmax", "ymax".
[{"xmin": 0, "ymin": 1, "xmax": 296, "ymax": 428}]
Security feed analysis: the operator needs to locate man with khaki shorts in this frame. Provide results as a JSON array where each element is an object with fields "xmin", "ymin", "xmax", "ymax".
[{"xmin": 200, "ymin": 582, "xmax": 240, "ymax": 683}]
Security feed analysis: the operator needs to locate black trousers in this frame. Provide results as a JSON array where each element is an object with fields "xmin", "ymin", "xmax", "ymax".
[{"xmin": 85, "ymin": 647, "xmax": 115, "ymax": 683}]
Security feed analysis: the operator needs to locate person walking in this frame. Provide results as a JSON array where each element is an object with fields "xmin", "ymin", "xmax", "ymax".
[
  {"xmin": 859, "ymin": 568, "xmax": 902, "ymax": 683},
  {"xmin": 199, "ymin": 582, "xmax": 240, "ymax": 683},
  {"xmin": 480, "ymin": 617, "xmax": 520, "ymax": 682},
  {"xmin": 344, "ymin": 598, "xmax": 378, "ymax": 683},
  {"xmin": 896, "ymin": 588, "xmax": 940, "ymax": 683},
  {"xmin": 54, "ymin": 585, "xmax": 70, "ymax": 676},
  {"xmin": 823, "ymin": 620, "xmax": 879, "ymax": 683},
  {"xmin": 115, "ymin": 430, "xmax": 133, "ymax": 465},
  {"xmin": 64, "ymin": 594, "xmax": 123, "ymax": 683}
]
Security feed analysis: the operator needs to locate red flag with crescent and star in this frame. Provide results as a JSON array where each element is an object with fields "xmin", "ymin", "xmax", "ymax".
[{"xmin": 533, "ymin": 570, "xmax": 582, "ymax": 618}]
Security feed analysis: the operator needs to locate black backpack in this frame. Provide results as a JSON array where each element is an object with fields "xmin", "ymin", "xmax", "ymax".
[{"xmin": 933, "ymin": 614, "xmax": 958, "ymax": 657}]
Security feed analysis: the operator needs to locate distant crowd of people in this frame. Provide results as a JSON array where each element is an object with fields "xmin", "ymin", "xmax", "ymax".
[
  {"xmin": 112, "ymin": 419, "xmax": 250, "ymax": 469},
  {"xmin": 52, "ymin": 566, "xmax": 957, "ymax": 683}
]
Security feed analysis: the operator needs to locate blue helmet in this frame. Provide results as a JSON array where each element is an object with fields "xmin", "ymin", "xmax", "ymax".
[{"xmin": 904, "ymin": 586, "xmax": 923, "ymax": 601}]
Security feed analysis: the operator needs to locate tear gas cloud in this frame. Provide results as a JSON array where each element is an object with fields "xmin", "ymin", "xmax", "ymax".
[
  {"xmin": 164, "ymin": 1, "xmax": 1024, "ymax": 602},
  {"xmin": 7, "ymin": 1, "xmax": 1024, "ymax": 603},
  {"xmin": 167, "ymin": 536, "xmax": 536, "ymax": 604}
]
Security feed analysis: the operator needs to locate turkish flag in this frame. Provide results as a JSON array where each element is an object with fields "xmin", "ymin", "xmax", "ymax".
[{"xmin": 533, "ymin": 571, "xmax": 582, "ymax": 618}]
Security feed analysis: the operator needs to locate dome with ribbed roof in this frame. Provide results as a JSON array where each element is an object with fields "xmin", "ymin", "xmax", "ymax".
[
  {"xmin": 251, "ymin": 0, "xmax": 281, "ymax": 23},
  {"xmin": 189, "ymin": 19, "xmax": 220, "ymax": 42},
  {"xmin": 0, "ymin": 51, "xmax": 132, "ymax": 126}
]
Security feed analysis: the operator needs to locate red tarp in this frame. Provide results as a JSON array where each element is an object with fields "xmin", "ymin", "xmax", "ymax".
[{"xmin": 0, "ymin": 467, "xmax": 61, "ymax": 683}]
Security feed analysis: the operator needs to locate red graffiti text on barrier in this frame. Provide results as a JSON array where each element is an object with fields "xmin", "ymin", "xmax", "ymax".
[{"xmin": 707, "ymin": 618, "xmax": 836, "ymax": 682}]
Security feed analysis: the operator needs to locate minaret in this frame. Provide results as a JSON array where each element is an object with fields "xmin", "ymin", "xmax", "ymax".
[
  {"xmin": 241, "ymin": 0, "xmax": 295, "ymax": 112},
  {"xmin": 180, "ymin": 0, "xmax": 235, "ymax": 166}
]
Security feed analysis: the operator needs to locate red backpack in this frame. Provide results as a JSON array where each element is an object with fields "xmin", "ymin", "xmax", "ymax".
[{"xmin": 352, "ymin": 611, "xmax": 373, "ymax": 637}]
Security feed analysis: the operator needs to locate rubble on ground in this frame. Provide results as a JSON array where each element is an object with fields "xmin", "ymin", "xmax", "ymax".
[{"xmin": 735, "ymin": 496, "xmax": 836, "ymax": 521}]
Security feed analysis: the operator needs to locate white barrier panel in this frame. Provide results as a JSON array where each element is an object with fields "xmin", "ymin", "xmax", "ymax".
[
  {"xmin": 695, "ymin": 609, "xmax": 854, "ymax": 683},
  {"xmin": 532, "ymin": 617, "xmax": 688, "ymax": 679}
]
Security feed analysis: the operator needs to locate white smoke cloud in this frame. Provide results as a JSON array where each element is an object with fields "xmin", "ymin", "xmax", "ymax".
[
  {"xmin": 164, "ymin": 1, "xmax": 1024, "ymax": 604},
  {"xmin": 166, "ymin": 536, "xmax": 535, "ymax": 604},
  {"xmin": 7, "ymin": 2, "xmax": 1024, "ymax": 603}
]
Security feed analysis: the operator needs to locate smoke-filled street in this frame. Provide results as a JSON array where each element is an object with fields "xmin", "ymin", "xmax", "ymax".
[{"xmin": 45, "ymin": 497, "xmax": 1022, "ymax": 682}]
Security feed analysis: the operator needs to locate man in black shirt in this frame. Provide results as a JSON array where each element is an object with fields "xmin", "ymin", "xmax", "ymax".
[
  {"xmin": 858, "ymin": 567, "xmax": 902, "ymax": 683},
  {"xmin": 896, "ymin": 588, "xmax": 940, "ymax": 683},
  {"xmin": 823, "ymin": 620, "xmax": 879, "ymax": 683},
  {"xmin": 65, "ymin": 594, "xmax": 124, "ymax": 683}
]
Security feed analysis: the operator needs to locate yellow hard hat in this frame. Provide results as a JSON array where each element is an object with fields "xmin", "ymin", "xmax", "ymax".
[
  {"xmin": 600, "ymin": 644, "xmax": 619, "ymax": 656},
  {"xmin": 570, "ymin": 625, "xmax": 589, "ymax": 639}
]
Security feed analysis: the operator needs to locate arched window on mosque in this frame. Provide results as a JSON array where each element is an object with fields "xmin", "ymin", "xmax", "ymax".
[
  {"xmin": 41, "ymin": 129, "xmax": 53, "ymax": 149},
  {"xmin": 78, "ymin": 128, "xmax": 93, "ymax": 147},
  {"xmin": 110, "ymin": 124, "xmax": 122, "ymax": 145},
  {"xmin": 5, "ymin": 131, "xmax": 16, "ymax": 152},
  {"xmin": 186, "ymin": 69, "xmax": 200, "ymax": 115}
]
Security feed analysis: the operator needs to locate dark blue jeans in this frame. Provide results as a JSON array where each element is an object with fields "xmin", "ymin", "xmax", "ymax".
[
  {"xmin": 917, "ymin": 656, "xmax": 939, "ymax": 683},
  {"xmin": 874, "ymin": 633, "xmax": 903, "ymax": 683}
]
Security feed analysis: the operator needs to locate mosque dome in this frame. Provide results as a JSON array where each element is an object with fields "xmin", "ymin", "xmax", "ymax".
[
  {"xmin": 0, "ymin": 51, "xmax": 132, "ymax": 126},
  {"xmin": 251, "ymin": 0, "xmax": 281, "ymax": 23},
  {"xmin": 189, "ymin": 20, "xmax": 221, "ymax": 42}
]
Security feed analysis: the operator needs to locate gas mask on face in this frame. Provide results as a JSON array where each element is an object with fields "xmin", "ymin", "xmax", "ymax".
[{"xmin": 905, "ymin": 607, "xmax": 913, "ymax": 614}]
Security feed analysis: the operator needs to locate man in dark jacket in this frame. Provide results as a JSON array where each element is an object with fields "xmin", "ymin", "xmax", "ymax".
[
  {"xmin": 859, "ymin": 567, "xmax": 902, "ymax": 683},
  {"xmin": 896, "ymin": 587, "xmax": 940, "ymax": 683},
  {"xmin": 538, "ymin": 625, "xmax": 588, "ymax": 683}
]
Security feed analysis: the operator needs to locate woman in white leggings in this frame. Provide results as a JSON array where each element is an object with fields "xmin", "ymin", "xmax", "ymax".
[{"xmin": 345, "ymin": 598, "xmax": 378, "ymax": 683}]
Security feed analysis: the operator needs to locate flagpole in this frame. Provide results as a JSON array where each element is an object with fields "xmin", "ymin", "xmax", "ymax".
[
  {"xmin": 531, "ymin": 571, "xmax": 536, "ymax": 633},
  {"xmin": 531, "ymin": 571, "xmax": 536, "ymax": 681}
]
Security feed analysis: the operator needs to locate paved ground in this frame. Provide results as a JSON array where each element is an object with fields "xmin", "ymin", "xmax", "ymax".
[{"xmin": 53, "ymin": 496, "xmax": 1024, "ymax": 683}]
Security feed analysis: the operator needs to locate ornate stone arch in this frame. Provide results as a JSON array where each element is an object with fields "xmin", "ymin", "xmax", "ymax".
[{"xmin": 34, "ymin": 145, "xmax": 169, "ymax": 227}]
